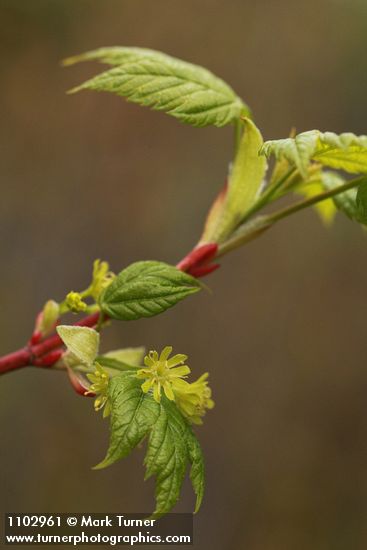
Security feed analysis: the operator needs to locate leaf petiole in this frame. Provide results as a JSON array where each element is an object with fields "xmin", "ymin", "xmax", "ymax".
[
  {"xmin": 266, "ymin": 175, "xmax": 367, "ymax": 225},
  {"xmin": 238, "ymin": 166, "xmax": 296, "ymax": 224},
  {"xmin": 217, "ymin": 176, "xmax": 367, "ymax": 257}
]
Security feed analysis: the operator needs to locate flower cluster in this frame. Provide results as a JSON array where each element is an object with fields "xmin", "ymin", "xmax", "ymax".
[
  {"xmin": 89, "ymin": 259, "xmax": 115, "ymax": 300},
  {"xmin": 63, "ymin": 260, "xmax": 115, "ymax": 315},
  {"xmin": 86, "ymin": 363, "xmax": 111, "ymax": 418},
  {"xmin": 65, "ymin": 291, "xmax": 88, "ymax": 313},
  {"xmin": 137, "ymin": 347, "xmax": 214, "ymax": 424},
  {"xmin": 173, "ymin": 373, "xmax": 214, "ymax": 425}
]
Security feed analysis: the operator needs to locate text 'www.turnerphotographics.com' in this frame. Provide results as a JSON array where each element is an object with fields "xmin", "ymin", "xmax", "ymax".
[{"xmin": 4, "ymin": 514, "xmax": 193, "ymax": 546}]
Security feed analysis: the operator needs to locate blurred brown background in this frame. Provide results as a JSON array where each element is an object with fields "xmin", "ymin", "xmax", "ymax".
[{"xmin": 1, "ymin": 1, "xmax": 367, "ymax": 548}]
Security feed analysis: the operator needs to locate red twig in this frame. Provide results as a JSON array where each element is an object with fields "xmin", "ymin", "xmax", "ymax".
[
  {"xmin": 0, "ymin": 312, "xmax": 100, "ymax": 375},
  {"xmin": 0, "ymin": 348, "xmax": 31, "ymax": 374},
  {"xmin": 176, "ymin": 242, "xmax": 218, "ymax": 273},
  {"xmin": 33, "ymin": 350, "xmax": 64, "ymax": 367}
]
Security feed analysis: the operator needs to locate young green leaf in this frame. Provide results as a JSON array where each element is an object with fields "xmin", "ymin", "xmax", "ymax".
[
  {"xmin": 99, "ymin": 261, "xmax": 201, "ymax": 321},
  {"xmin": 96, "ymin": 372, "xmax": 205, "ymax": 515},
  {"xmin": 57, "ymin": 326, "xmax": 99, "ymax": 366},
  {"xmin": 65, "ymin": 46, "xmax": 249, "ymax": 128},
  {"xmin": 96, "ymin": 356, "xmax": 139, "ymax": 375},
  {"xmin": 104, "ymin": 347, "xmax": 145, "ymax": 365},
  {"xmin": 261, "ymin": 131, "xmax": 319, "ymax": 178},
  {"xmin": 199, "ymin": 183, "xmax": 228, "ymax": 245},
  {"xmin": 319, "ymin": 172, "xmax": 357, "ymax": 221},
  {"xmin": 356, "ymin": 180, "xmax": 367, "ymax": 224},
  {"xmin": 321, "ymin": 172, "xmax": 367, "ymax": 225},
  {"xmin": 94, "ymin": 372, "xmax": 160, "ymax": 470},
  {"xmin": 186, "ymin": 430, "xmax": 205, "ymax": 513},
  {"xmin": 64, "ymin": 46, "xmax": 175, "ymax": 68},
  {"xmin": 208, "ymin": 118, "xmax": 267, "ymax": 242},
  {"xmin": 261, "ymin": 131, "xmax": 367, "ymax": 177},
  {"xmin": 96, "ymin": 347, "xmax": 145, "ymax": 375},
  {"xmin": 144, "ymin": 397, "xmax": 188, "ymax": 516},
  {"xmin": 315, "ymin": 132, "xmax": 367, "ymax": 174},
  {"xmin": 38, "ymin": 300, "xmax": 60, "ymax": 337},
  {"xmin": 294, "ymin": 171, "xmax": 339, "ymax": 226}
]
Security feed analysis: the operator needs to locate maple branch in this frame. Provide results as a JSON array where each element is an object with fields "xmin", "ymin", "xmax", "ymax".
[{"xmin": 0, "ymin": 243, "xmax": 219, "ymax": 376}]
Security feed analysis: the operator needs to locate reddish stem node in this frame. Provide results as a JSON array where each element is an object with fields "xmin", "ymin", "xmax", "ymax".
[
  {"xmin": 177, "ymin": 242, "xmax": 218, "ymax": 273},
  {"xmin": 33, "ymin": 350, "xmax": 64, "ymax": 367},
  {"xmin": 189, "ymin": 263, "xmax": 220, "ymax": 278}
]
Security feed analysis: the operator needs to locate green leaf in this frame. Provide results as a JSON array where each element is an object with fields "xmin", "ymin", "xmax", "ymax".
[
  {"xmin": 261, "ymin": 131, "xmax": 319, "ymax": 178},
  {"xmin": 294, "ymin": 171, "xmax": 339, "ymax": 226},
  {"xmin": 39, "ymin": 299, "xmax": 60, "ymax": 337},
  {"xmin": 96, "ymin": 356, "xmax": 139, "ymax": 375},
  {"xmin": 320, "ymin": 172, "xmax": 367, "ymax": 226},
  {"xmin": 186, "ymin": 431, "xmax": 205, "ymax": 513},
  {"xmin": 95, "ymin": 373, "xmax": 159, "ymax": 469},
  {"xmin": 96, "ymin": 348, "xmax": 145, "ymax": 375},
  {"xmin": 334, "ymin": 187, "xmax": 359, "ymax": 221},
  {"xmin": 57, "ymin": 325, "xmax": 99, "ymax": 366},
  {"xmin": 65, "ymin": 46, "xmax": 249, "ymax": 128},
  {"xmin": 209, "ymin": 118, "xmax": 267, "ymax": 242},
  {"xmin": 63, "ymin": 46, "xmax": 174, "ymax": 67},
  {"xmin": 356, "ymin": 180, "xmax": 367, "ymax": 224},
  {"xmin": 96, "ymin": 373, "xmax": 205, "ymax": 515},
  {"xmin": 199, "ymin": 183, "xmax": 228, "ymax": 245},
  {"xmin": 96, "ymin": 347, "xmax": 146, "ymax": 375},
  {"xmin": 319, "ymin": 172, "xmax": 358, "ymax": 221},
  {"xmin": 99, "ymin": 261, "xmax": 201, "ymax": 321},
  {"xmin": 105, "ymin": 347, "xmax": 145, "ymax": 365},
  {"xmin": 144, "ymin": 398, "xmax": 188, "ymax": 515},
  {"xmin": 261, "ymin": 131, "xmax": 367, "ymax": 177},
  {"xmin": 314, "ymin": 132, "xmax": 367, "ymax": 174}
]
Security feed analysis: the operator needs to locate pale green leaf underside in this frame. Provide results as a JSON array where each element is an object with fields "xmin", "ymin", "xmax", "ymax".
[
  {"xmin": 57, "ymin": 325, "xmax": 99, "ymax": 366},
  {"xmin": 66, "ymin": 47, "xmax": 248, "ymax": 127},
  {"xmin": 97, "ymin": 373, "xmax": 205, "ymax": 515},
  {"xmin": 96, "ymin": 355, "xmax": 140, "ymax": 375},
  {"xmin": 209, "ymin": 117, "xmax": 267, "ymax": 242},
  {"xmin": 96, "ymin": 347, "xmax": 145, "ymax": 376},
  {"xmin": 104, "ymin": 347, "xmax": 145, "ymax": 366},
  {"xmin": 100, "ymin": 261, "xmax": 201, "ymax": 321},
  {"xmin": 261, "ymin": 130, "xmax": 367, "ymax": 177}
]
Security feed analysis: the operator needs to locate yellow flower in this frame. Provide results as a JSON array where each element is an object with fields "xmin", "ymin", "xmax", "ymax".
[
  {"xmin": 89, "ymin": 259, "xmax": 115, "ymax": 300},
  {"xmin": 173, "ymin": 373, "xmax": 215, "ymax": 425},
  {"xmin": 137, "ymin": 347, "xmax": 214, "ymax": 424},
  {"xmin": 86, "ymin": 362, "xmax": 111, "ymax": 417},
  {"xmin": 137, "ymin": 347, "xmax": 190, "ymax": 403},
  {"xmin": 65, "ymin": 291, "xmax": 88, "ymax": 313}
]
